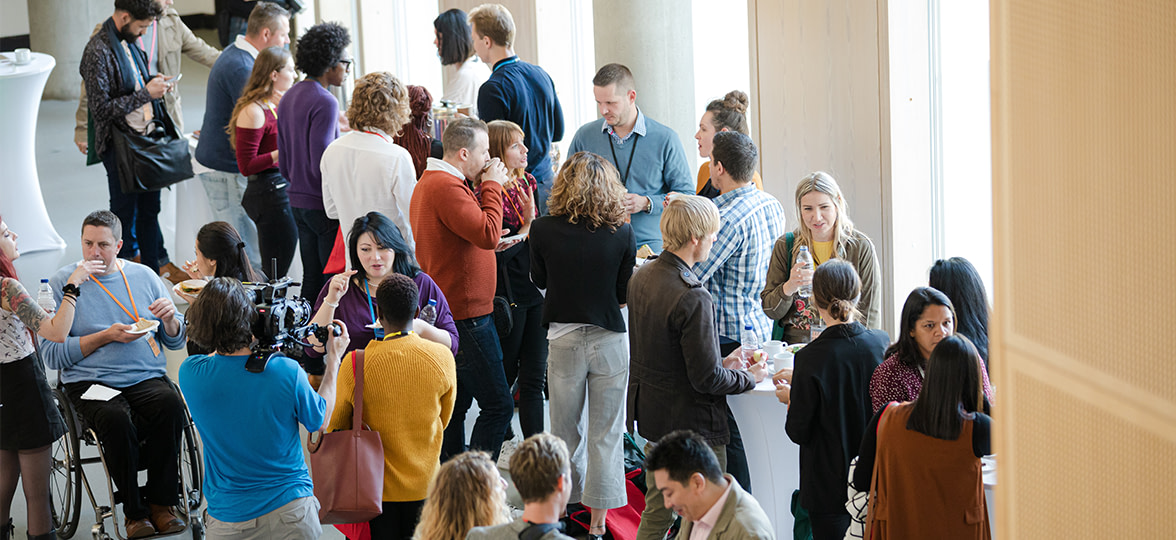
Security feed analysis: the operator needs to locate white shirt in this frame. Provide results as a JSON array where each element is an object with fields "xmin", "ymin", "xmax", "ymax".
[
  {"xmin": 233, "ymin": 34, "xmax": 261, "ymax": 59},
  {"xmin": 441, "ymin": 58, "xmax": 490, "ymax": 116},
  {"xmin": 689, "ymin": 481, "xmax": 734, "ymax": 540},
  {"xmin": 320, "ymin": 129, "xmax": 417, "ymax": 262}
]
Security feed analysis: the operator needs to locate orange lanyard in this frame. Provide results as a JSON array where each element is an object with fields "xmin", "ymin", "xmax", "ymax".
[{"xmin": 91, "ymin": 264, "xmax": 141, "ymax": 322}]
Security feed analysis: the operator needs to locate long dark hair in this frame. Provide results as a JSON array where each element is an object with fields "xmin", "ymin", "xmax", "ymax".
[
  {"xmin": 434, "ymin": 8, "xmax": 475, "ymax": 66},
  {"xmin": 348, "ymin": 212, "xmax": 420, "ymax": 281},
  {"xmin": 884, "ymin": 287, "xmax": 956, "ymax": 369},
  {"xmin": 195, "ymin": 222, "xmax": 264, "ymax": 282},
  {"xmin": 929, "ymin": 257, "xmax": 990, "ymax": 363},
  {"xmin": 906, "ymin": 335, "xmax": 985, "ymax": 440},
  {"xmin": 186, "ymin": 277, "xmax": 256, "ymax": 354}
]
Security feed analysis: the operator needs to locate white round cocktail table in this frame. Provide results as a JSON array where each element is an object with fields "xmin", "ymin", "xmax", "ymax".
[{"xmin": 0, "ymin": 51, "xmax": 65, "ymax": 254}]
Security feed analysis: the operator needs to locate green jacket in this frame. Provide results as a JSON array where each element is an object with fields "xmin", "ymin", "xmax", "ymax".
[{"xmin": 679, "ymin": 476, "xmax": 776, "ymax": 540}]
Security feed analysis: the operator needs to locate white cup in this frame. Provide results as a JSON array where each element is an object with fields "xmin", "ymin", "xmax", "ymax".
[
  {"xmin": 762, "ymin": 340, "xmax": 785, "ymax": 357},
  {"xmin": 14, "ymin": 48, "xmax": 31, "ymax": 64},
  {"xmin": 773, "ymin": 352, "xmax": 794, "ymax": 370}
]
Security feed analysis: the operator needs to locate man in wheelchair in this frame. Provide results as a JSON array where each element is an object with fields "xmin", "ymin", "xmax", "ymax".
[
  {"xmin": 40, "ymin": 211, "xmax": 189, "ymax": 538},
  {"xmin": 179, "ymin": 277, "xmax": 349, "ymax": 540}
]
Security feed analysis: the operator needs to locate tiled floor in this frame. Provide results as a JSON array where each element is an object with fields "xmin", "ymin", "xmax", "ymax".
[{"xmin": 9, "ymin": 29, "xmax": 541, "ymax": 539}]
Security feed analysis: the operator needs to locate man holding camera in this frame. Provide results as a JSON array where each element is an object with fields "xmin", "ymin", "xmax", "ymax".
[{"xmin": 179, "ymin": 278, "xmax": 350, "ymax": 539}]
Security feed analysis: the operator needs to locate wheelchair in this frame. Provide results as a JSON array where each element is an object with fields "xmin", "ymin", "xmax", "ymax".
[{"xmin": 48, "ymin": 379, "xmax": 204, "ymax": 539}]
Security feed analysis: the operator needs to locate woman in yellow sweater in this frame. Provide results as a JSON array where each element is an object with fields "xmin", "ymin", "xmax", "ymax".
[{"xmin": 328, "ymin": 274, "xmax": 457, "ymax": 540}]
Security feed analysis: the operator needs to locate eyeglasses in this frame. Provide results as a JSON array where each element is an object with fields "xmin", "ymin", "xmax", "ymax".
[{"xmin": 339, "ymin": 59, "xmax": 352, "ymax": 71}]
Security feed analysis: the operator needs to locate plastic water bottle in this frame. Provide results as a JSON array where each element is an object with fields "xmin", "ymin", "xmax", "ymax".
[
  {"xmin": 796, "ymin": 246, "xmax": 814, "ymax": 298},
  {"xmin": 740, "ymin": 322, "xmax": 760, "ymax": 364},
  {"xmin": 37, "ymin": 279, "xmax": 56, "ymax": 313},
  {"xmin": 420, "ymin": 299, "xmax": 439, "ymax": 325}
]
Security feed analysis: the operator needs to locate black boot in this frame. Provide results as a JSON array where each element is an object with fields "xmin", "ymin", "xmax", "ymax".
[
  {"xmin": 28, "ymin": 532, "xmax": 57, "ymax": 540},
  {"xmin": 0, "ymin": 519, "xmax": 11, "ymax": 540}
]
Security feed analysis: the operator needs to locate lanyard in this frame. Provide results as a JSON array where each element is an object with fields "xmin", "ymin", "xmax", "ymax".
[
  {"xmin": 361, "ymin": 130, "xmax": 388, "ymax": 142},
  {"xmin": 381, "ymin": 330, "xmax": 414, "ymax": 340},
  {"xmin": 136, "ymin": 21, "xmax": 157, "ymax": 73},
  {"xmin": 492, "ymin": 56, "xmax": 519, "ymax": 72},
  {"xmin": 364, "ymin": 278, "xmax": 382, "ymax": 338},
  {"xmin": 264, "ymin": 100, "xmax": 278, "ymax": 120},
  {"xmin": 607, "ymin": 130, "xmax": 639, "ymax": 186},
  {"xmin": 91, "ymin": 263, "xmax": 141, "ymax": 322}
]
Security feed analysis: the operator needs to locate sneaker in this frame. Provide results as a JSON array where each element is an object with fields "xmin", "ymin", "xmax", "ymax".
[{"xmin": 498, "ymin": 439, "xmax": 519, "ymax": 469}]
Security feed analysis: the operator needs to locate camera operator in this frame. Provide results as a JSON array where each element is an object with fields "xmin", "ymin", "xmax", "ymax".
[{"xmin": 179, "ymin": 277, "xmax": 349, "ymax": 539}]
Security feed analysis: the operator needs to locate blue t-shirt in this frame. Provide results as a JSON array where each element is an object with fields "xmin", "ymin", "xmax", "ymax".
[{"xmin": 178, "ymin": 353, "xmax": 324, "ymax": 522}]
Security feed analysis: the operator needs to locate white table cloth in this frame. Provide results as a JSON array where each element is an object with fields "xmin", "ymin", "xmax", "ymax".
[{"xmin": 728, "ymin": 378, "xmax": 801, "ymax": 538}]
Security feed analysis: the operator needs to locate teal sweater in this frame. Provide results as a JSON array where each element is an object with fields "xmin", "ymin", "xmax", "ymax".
[
  {"xmin": 41, "ymin": 260, "xmax": 186, "ymax": 387},
  {"xmin": 568, "ymin": 114, "xmax": 692, "ymax": 251}
]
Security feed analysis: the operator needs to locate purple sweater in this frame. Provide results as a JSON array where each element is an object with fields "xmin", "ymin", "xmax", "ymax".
[
  {"xmin": 277, "ymin": 80, "xmax": 339, "ymax": 210},
  {"xmin": 309, "ymin": 272, "xmax": 459, "ymax": 357}
]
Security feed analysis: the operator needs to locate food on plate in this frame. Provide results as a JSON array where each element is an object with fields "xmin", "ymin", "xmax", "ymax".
[
  {"xmin": 636, "ymin": 244, "xmax": 655, "ymax": 259},
  {"xmin": 132, "ymin": 318, "xmax": 155, "ymax": 332},
  {"xmin": 179, "ymin": 279, "xmax": 206, "ymax": 296}
]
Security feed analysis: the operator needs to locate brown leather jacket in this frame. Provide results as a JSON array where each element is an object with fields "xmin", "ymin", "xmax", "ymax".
[{"xmin": 626, "ymin": 252, "xmax": 754, "ymax": 445}]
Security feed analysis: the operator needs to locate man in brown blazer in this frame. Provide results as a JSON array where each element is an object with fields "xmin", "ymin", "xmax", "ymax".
[{"xmin": 645, "ymin": 431, "xmax": 775, "ymax": 540}]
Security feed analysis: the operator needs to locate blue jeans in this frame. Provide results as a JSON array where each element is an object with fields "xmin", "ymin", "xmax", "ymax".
[
  {"xmin": 441, "ymin": 315, "xmax": 512, "ymax": 461},
  {"xmin": 198, "ymin": 170, "xmax": 262, "ymax": 270},
  {"xmin": 102, "ymin": 149, "xmax": 165, "ymax": 273}
]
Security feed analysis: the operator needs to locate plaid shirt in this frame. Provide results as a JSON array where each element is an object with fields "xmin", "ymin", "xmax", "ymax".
[{"xmin": 693, "ymin": 186, "xmax": 786, "ymax": 341}]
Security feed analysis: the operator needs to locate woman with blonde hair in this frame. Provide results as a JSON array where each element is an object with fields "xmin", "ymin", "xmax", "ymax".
[
  {"xmin": 529, "ymin": 152, "xmax": 636, "ymax": 539},
  {"xmin": 229, "ymin": 46, "xmax": 298, "ymax": 280},
  {"xmin": 412, "ymin": 451, "xmax": 509, "ymax": 540},
  {"xmin": 761, "ymin": 171, "xmax": 881, "ymax": 344},
  {"xmin": 483, "ymin": 120, "xmax": 545, "ymax": 442},
  {"xmin": 693, "ymin": 90, "xmax": 763, "ymax": 197},
  {"xmin": 321, "ymin": 71, "xmax": 416, "ymax": 252}
]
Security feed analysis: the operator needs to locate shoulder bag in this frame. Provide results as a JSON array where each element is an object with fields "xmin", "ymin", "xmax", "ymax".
[
  {"xmin": 110, "ymin": 103, "xmax": 194, "ymax": 194},
  {"xmin": 308, "ymin": 349, "xmax": 384, "ymax": 524}
]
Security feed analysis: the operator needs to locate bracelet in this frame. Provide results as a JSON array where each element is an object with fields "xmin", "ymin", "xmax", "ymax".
[
  {"xmin": 324, "ymin": 299, "xmax": 339, "ymax": 309},
  {"xmin": 62, "ymin": 283, "xmax": 81, "ymax": 298}
]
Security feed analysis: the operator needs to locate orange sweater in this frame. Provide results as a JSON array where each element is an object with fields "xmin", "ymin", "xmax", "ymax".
[
  {"xmin": 696, "ymin": 161, "xmax": 764, "ymax": 193},
  {"xmin": 328, "ymin": 334, "xmax": 457, "ymax": 501},
  {"xmin": 409, "ymin": 168, "xmax": 504, "ymax": 320}
]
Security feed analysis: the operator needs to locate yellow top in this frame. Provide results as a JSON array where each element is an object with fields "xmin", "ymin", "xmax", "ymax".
[
  {"xmin": 812, "ymin": 240, "xmax": 835, "ymax": 265},
  {"xmin": 695, "ymin": 161, "xmax": 765, "ymax": 193},
  {"xmin": 328, "ymin": 333, "xmax": 457, "ymax": 501}
]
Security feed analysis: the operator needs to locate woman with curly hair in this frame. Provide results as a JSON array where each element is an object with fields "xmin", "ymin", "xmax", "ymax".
[
  {"xmin": 229, "ymin": 46, "xmax": 298, "ymax": 281},
  {"xmin": 433, "ymin": 8, "xmax": 489, "ymax": 114},
  {"xmin": 321, "ymin": 71, "xmax": 416, "ymax": 254},
  {"xmin": 528, "ymin": 151, "xmax": 636, "ymax": 539},
  {"xmin": 412, "ymin": 451, "xmax": 509, "ymax": 540},
  {"xmin": 277, "ymin": 21, "xmax": 351, "ymax": 303}
]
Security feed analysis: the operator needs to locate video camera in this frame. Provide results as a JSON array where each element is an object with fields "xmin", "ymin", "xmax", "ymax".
[{"xmin": 241, "ymin": 277, "xmax": 338, "ymax": 373}]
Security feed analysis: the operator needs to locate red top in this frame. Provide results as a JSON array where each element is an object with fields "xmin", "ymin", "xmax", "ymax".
[
  {"xmin": 234, "ymin": 105, "xmax": 278, "ymax": 176},
  {"xmin": 409, "ymin": 168, "xmax": 504, "ymax": 320}
]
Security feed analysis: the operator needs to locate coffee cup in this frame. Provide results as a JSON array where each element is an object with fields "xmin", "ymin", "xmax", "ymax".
[
  {"xmin": 773, "ymin": 351, "xmax": 794, "ymax": 370},
  {"xmin": 762, "ymin": 340, "xmax": 785, "ymax": 357},
  {"xmin": 14, "ymin": 48, "xmax": 31, "ymax": 64}
]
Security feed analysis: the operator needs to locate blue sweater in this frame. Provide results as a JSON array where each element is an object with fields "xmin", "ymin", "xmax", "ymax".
[
  {"xmin": 40, "ymin": 261, "xmax": 186, "ymax": 387},
  {"xmin": 568, "ymin": 115, "xmax": 693, "ymax": 251},
  {"xmin": 477, "ymin": 57, "xmax": 564, "ymax": 185},
  {"xmin": 195, "ymin": 43, "xmax": 254, "ymax": 173},
  {"xmin": 179, "ymin": 353, "xmax": 322, "ymax": 522}
]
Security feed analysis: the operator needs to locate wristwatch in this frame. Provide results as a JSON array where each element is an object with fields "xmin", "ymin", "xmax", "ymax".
[
  {"xmin": 62, "ymin": 283, "xmax": 81, "ymax": 298},
  {"xmin": 644, "ymin": 197, "xmax": 653, "ymax": 213}
]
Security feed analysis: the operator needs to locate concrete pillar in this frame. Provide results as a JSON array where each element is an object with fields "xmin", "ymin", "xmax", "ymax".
[
  {"xmin": 28, "ymin": 0, "xmax": 111, "ymax": 99},
  {"xmin": 590, "ymin": 0, "xmax": 696, "ymax": 163}
]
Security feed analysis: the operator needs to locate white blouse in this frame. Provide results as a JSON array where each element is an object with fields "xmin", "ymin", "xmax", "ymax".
[
  {"xmin": 441, "ymin": 58, "xmax": 491, "ymax": 117},
  {"xmin": 0, "ymin": 278, "xmax": 35, "ymax": 363}
]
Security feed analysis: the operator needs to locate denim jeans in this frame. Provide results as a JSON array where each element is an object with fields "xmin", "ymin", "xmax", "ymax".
[
  {"xmin": 241, "ymin": 171, "xmax": 297, "ymax": 280},
  {"xmin": 441, "ymin": 315, "xmax": 513, "ymax": 461},
  {"xmin": 102, "ymin": 149, "xmax": 166, "ymax": 273},
  {"xmin": 198, "ymin": 170, "xmax": 261, "ymax": 270},
  {"xmin": 291, "ymin": 207, "xmax": 338, "ymax": 302},
  {"xmin": 547, "ymin": 326, "xmax": 629, "ymax": 509},
  {"xmin": 499, "ymin": 302, "xmax": 548, "ymax": 438}
]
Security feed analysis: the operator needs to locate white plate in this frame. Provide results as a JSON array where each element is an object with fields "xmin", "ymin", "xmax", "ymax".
[
  {"xmin": 127, "ymin": 320, "xmax": 159, "ymax": 334},
  {"xmin": 173, "ymin": 279, "xmax": 206, "ymax": 298}
]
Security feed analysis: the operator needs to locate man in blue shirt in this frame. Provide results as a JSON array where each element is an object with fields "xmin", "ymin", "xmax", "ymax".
[
  {"xmin": 194, "ymin": 2, "xmax": 290, "ymax": 269},
  {"xmin": 568, "ymin": 63, "xmax": 693, "ymax": 252},
  {"xmin": 179, "ymin": 277, "xmax": 349, "ymax": 539},
  {"xmin": 470, "ymin": 3, "xmax": 564, "ymax": 214},
  {"xmin": 40, "ymin": 211, "xmax": 188, "ymax": 538}
]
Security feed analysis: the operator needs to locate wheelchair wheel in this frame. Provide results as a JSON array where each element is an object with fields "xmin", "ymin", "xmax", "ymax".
[
  {"xmin": 50, "ymin": 387, "xmax": 82, "ymax": 539},
  {"xmin": 180, "ymin": 422, "xmax": 203, "ymax": 511}
]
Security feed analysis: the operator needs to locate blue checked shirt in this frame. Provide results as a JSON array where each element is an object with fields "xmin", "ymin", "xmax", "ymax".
[{"xmin": 693, "ymin": 186, "xmax": 787, "ymax": 342}]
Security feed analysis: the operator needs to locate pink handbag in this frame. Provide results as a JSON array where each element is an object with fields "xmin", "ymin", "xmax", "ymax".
[{"xmin": 308, "ymin": 350, "xmax": 384, "ymax": 525}]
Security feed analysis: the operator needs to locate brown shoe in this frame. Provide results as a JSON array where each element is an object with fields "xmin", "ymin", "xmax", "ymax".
[
  {"xmin": 158, "ymin": 262, "xmax": 186, "ymax": 285},
  {"xmin": 124, "ymin": 517, "xmax": 156, "ymax": 538},
  {"xmin": 149, "ymin": 504, "xmax": 185, "ymax": 534}
]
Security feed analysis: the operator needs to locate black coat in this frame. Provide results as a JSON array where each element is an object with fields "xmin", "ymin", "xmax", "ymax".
[
  {"xmin": 626, "ymin": 252, "xmax": 755, "ymax": 445},
  {"xmin": 784, "ymin": 321, "xmax": 888, "ymax": 513}
]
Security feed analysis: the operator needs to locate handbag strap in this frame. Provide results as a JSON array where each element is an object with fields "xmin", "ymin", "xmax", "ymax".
[{"xmin": 351, "ymin": 349, "xmax": 365, "ymax": 431}]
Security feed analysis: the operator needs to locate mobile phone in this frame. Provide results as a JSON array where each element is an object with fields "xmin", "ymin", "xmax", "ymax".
[{"xmin": 167, "ymin": 73, "xmax": 183, "ymax": 83}]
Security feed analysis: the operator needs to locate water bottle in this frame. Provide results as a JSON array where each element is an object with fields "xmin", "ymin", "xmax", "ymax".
[
  {"xmin": 37, "ymin": 279, "xmax": 56, "ymax": 313},
  {"xmin": 740, "ymin": 322, "xmax": 760, "ymax": 364},
  {"xmin": 420, "ymin": 299, "xmax": 439, "ymax": 325},
  {"xmin": 796, "ymin": 246, "xmax": 814, "ymax": 298}
]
